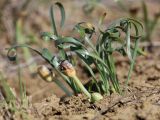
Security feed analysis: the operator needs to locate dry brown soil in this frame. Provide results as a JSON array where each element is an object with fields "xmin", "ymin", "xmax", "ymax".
[
  {"xmin": 0, "ymin": 0, "xmax": 160, "ymax": 120},
  {"xmin": 27, "ymin": 46, "xmax": 160, "ymax": 120}
]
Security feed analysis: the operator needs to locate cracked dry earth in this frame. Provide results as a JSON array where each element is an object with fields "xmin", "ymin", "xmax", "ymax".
[{"xmin": 27, "ymin": 47, "xmax": 160, "ymax": 120}]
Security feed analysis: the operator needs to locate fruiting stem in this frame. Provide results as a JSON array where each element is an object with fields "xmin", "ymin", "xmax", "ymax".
[
  {"xmin": 71, "ymin": 76, "xmax": 91, "ymax": 99},
  {"xmin": 60, "ymin": 60, "xmax": 103, "ymax": 102}
]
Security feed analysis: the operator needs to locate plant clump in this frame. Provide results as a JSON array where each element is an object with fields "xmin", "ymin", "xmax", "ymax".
[{"xmin": 7, "ymin": 2, "xmax": 144, "ymax": 102}]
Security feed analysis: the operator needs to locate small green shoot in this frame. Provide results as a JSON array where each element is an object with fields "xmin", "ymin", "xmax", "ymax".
[
  {"xmin": 16, "ymin": 18, "xmax": 37, "ymax": 74},
  {"xmin": 141, "ymin": 1, "xmax": 160, "ymax": 42},
  {"xmin": 0, "ymin": 71, "xmax": 30, "ymax": 119},
  {"xmin": 0, "ymin": 72, "xmax": 16, "ymax": 111},
  {"xmin": 0, "ymin": 63, "xmax": 29, "ymax": 118},
  {"xmin": 16, "ymin": 58, "xmax": 29, "ymax": 108},
  {"xmin": 115, "ymin": 0, "xmax": 160, "ymax": 42}
]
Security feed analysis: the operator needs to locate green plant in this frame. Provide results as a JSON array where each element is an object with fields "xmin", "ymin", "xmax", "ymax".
[
  {"xmin": 0, "ymin": 72, "xmax": 16, "ymax": 111},
  {"xmin": 115, "ymin": 0, "xmax": 160, "ymax": 42},
  {"xmin": 141, "ymin": 1, "xmax": 160, "ymax": 41},
  {"xmin": 60, "ymin": 60, "xmax": 103, "ymax": 102},
  {"xmin": 5, "ymin": 51, "xmax": 28, "ymax": 108},
  {"xmin": 7, "ymin": 2, "xmax": 143, "ymax": 102},
  {"xmin": 16, "ymin": 18, "xmax": 37, "ymax": 74},
  {"xmin": 0, "ymin": 69, "xmax": 29, "ymax": 119}
]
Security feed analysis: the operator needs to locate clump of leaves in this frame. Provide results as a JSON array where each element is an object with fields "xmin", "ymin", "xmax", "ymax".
[
  {"xmin": 115, "ymin": 0, "xmax": 160, "ymax": 42},
  {"xmin": 140, "ymin": 1, "xmax": 160, "ymax": 42},
  {"xmin": 0, "ymin": 70, "xmax": 29, "ymax": 119},
  {"xmin": 7, "ymin": 2, "xmax": 143, "ymax": 102}
]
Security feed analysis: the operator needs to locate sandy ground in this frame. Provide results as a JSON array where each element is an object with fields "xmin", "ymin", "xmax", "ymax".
[{"xmin": 0, "ymin": 0, "xmax": 160, "ymax": 120}]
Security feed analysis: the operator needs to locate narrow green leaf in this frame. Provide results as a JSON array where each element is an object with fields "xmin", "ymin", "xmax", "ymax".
[
  {"xmin": 126, "ymin": 39, "xmax": 139, "ymax": 86},
  {"xmin": 0, "ymin": 72, "xmax": 16, "ymax": 103},
  {"xmin": 54, "ymin": 79, "xmax": 72, "ymax": 96},
  {"xmin": 16, "ymin": 19, "xmax": 37, "ymax": 73},
  {"xmin": 55, "ymin": 2, "xmax": 66, "ymax": 28},
  {"xmin": 50, "ymin": 5, "xmax": 58, "ymax": 36},
  {"xmin": 50, "ymin": 2, "xmax": 65, "ymax": 36},
  {"xmin": 57, "ymin": 37, "xmax": 85, "ymax": 47},
  {"xmin": 126, "ymin": 23, "xmax": 132, "ymax": 61},
  {"xmin": 41, "ymin": 48, "xmax": 53, "ymax": 61},
  {"xmin": 7, "ymin": 44, "xmax": 42, "ymax": 59},
  {"xmin": 142, "ymin": 0, "xmax": 148, "ymax": 29},
  {"xmin": 41, "ymin": 32, "xmax": 58, "ymax": 41}
]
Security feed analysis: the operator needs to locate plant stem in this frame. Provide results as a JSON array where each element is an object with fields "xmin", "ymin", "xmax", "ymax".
[
  {"xmin": 125, "ymin": 39, "xmax": 139, "ymax": 87},
  {"xmin": 71, "ymin": 76, "xmax": 91, "ymax": 99},
  {"xmin": 16, "ymin": 19, "xmax": 37, "ymax": 73}
]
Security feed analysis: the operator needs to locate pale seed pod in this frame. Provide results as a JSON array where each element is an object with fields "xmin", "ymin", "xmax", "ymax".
[
  {"xmin": 60, "ymin": 60, "xmax": 102, "ymax": 102},
  {"xmin": 91, "ymin": 92, "xmax": 103, "ymax": 102},
  {"xmin": 37, "ymin": 65, "xmax": 55, "ymax": 82},
  {"xmin": 60, "ymin": 60, "xmax": 76, "ymax": 77},
  {"xmin": 86, "ymin": 22, "xmax": 94, "ymax": 30},
  {"xmin": 7, "ymin": 49, "xmax": 17, "ymax": 61}
]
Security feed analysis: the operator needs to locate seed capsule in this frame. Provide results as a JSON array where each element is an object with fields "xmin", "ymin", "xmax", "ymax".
[
  {"xmin": 37, "ymin": 65, "xmax": 55, "ymax": 82},
  {"xmin": 59, "ymin": 60, "xmax": 76, "ymax": 77},
  {"xmin": 7, "ymin": 49, "xmax": 17, "ymax": 61},
  {"xmin": 91, "ymin": 92, "xmax": 103, "ymax": 102},
  {"xmin": 86, "ymin": 22, "xmax": 94, "ymax": 30}
]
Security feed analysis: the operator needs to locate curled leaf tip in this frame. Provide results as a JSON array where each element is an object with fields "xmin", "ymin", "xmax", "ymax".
[{"xmin": 7, "ymin": 48, "xmax": 17, "ymax": 61}]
